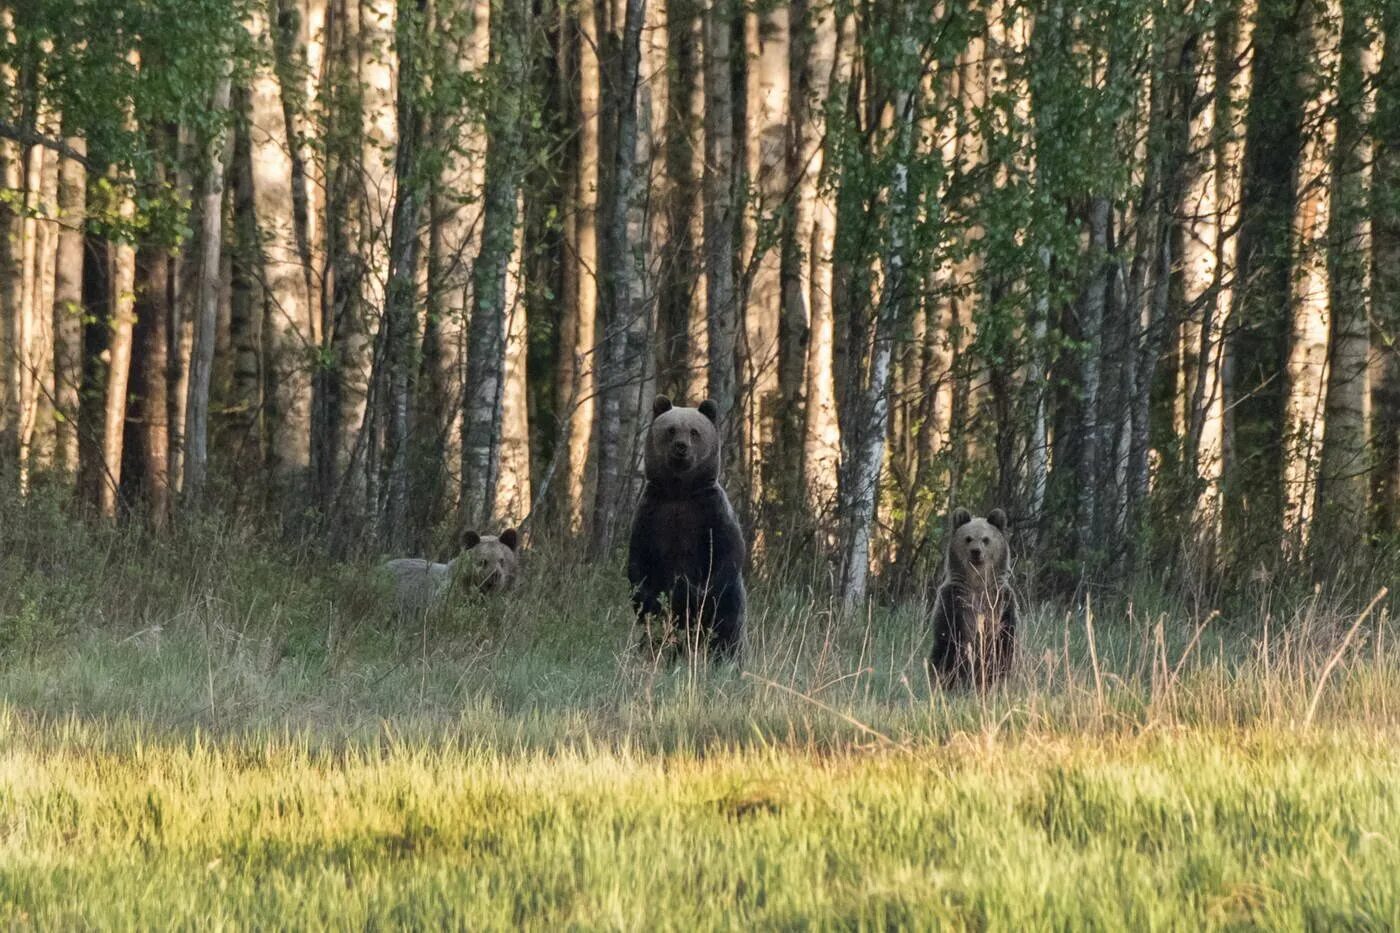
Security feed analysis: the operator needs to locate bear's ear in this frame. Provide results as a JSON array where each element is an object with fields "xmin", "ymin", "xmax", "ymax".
[
  {"xmin": 461, "ymin": 530, "xmax": 481, "ymax": 550},
  {"xmin": 952, "ymin": 507, "xmax": 973, "ymax": 529},
  {"xmin": 987, "ymin": 508, "xmax": 1008, "ymax": 532},
  {"xmin": 652, "ymin": 396, "xmax": 674, "ymax": 417},
  {"xmin": 499, "ymin": 528, "xmax": 519, "ymax": 551},
  {"xmin": 698, "ymin": 399, "xmax": 719, "ymax": 424}
]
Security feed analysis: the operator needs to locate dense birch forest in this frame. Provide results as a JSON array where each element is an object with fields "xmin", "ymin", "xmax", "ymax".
[{"xmin": 1, "ymin": 0, "xmax": 1397, "ymax": 597}]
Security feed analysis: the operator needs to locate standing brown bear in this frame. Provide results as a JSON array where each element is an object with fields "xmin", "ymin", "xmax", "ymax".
[
  {"xmin": 628, "ymin": 397, "xmax": 746, "ymax": 661},
  {"xmin": 927, "ymin": 507, "xmax": 1017, "ymax": 689}
]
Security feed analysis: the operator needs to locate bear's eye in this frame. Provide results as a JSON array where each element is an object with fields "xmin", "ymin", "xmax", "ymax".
[
  {"xmin": 690, "ymin": 428, "xmax": 699, "ymax": 438},
  {"xmin": 965, "ymin": 536, "xmax": 973, "ymax": 543},
  {"xmin": 667, "ymin": 426, "xmax": 676, "ymax": 436},
  {"xmin": 983, "ymin": 537, "xmax": 990, "ymax": 545}
]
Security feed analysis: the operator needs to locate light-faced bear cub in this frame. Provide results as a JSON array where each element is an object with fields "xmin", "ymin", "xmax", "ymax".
[
  {"xmin": 383, "ymin": 528, "xmax": 518, "ymax": 615},
  {"xmin": 628, "ymin": 397, "xmax": 746, "ymax": 661},
  {"xmin": 927, "ymin": 507, "xmax": 1017, "ymax": 690}
]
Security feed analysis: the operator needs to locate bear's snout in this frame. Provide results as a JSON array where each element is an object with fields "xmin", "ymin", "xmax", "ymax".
[
  {"xmin": 968, "ymin": 547, "xmax": 984, "ymax": 565},
  {"xmin": 668, "ymin": 441, "xmax": 693, "ymax": 466}
]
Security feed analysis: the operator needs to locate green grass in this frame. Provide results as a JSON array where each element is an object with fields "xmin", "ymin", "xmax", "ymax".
[{"xmin": 1, "ymin": 498, "xmax": 1398, "ymax": 928}]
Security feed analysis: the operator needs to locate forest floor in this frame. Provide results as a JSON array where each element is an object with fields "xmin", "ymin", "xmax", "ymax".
[{"xmin": 0, "ymin": 499, "xmax": 1398, "ymax": 928}]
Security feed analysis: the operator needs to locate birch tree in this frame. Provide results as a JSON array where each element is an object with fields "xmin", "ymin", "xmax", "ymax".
[
  {"xmin": 461, "ymin": 0, "xmax": 528, "ymax": 527},
  {"xmin": 246, "ymin": 0, "xmax": 314, "ymax": 496},
  {"xmin": 184, "ymin": 70, "xmax": 234, "ymax": 507},
  {"xmin": 839, "ymin": 1, "xmax": 919, "ymax": 608},
  {"xmin": 589, "ymin": 0, "xmax": 647, "ymax": 552},
  {"xmin": 1282, "ymin": 0, "xmax": 1341, "ymax": 554},
  {"xmin": 1317, "ymin": 0, "xmax": 1378, "ymax": 541}
]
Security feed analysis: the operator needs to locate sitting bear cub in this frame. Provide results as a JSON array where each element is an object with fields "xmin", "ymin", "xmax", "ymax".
[
  {"xmin": 628, "ymin": 396, "xmax": 746, "ymax": 661},
  {"xmin": 383, "ymin": 528, "xmax": 518, "ymax": 615},
  {"xmin": 927, "ymin": 507, "xmax": 1017, "ymax": 689}
]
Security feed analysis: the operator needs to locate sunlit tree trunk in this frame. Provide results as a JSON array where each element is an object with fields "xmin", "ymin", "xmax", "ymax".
[
  {"xmin": 739, "ymin": 5, "xmax": 787, "ymax": 508},
  {"xmin": 799, "ymin": 13, "xmax": 853, "ymax": 523},
  {"xmin": 52, "ymin": 133, "xmax": 85, "ymax": 479},
  {"xmin": 555, "ymin": 0, "xmax": 601, "ymax": 530},
  {"xmin": 1282, "ymin": 0, "xmax": 1341, "ymax": 555},
  {"xmin": 1180, "ymin": 0, "xmax": 1255, "ymax": 543},
  {"xmin": 781, "ymin": 0, "xmax": 835, "ymax": 518},
  {"xmin": 18, "ymin": 119, "xmax": 59, "ymax": 485},
  {"xmin": 184, "ymin": 70, "xmax": 234, "ymax": 507},
  {"xmin": 333, "ymin": 0, "xmax": 397, "ymax": 515},
  {"xmin": 461, "ymin": 0, "xmax": 527, "ymax": 527},
  {"xmin": 679, "ymin": 3, "xmax": 709, "ymax": 405},
  {"xmin": 91, "ymin": 50, "xmax": 144, "ymax": 517},
  {"xmin": 590, "ymin": 0, "xmax": 647, "ymax": 552},
  {"xmin": 498, "ymin": 208, "xmax": 531, "ymax": 522},
  {"xmin": 417, "ymin": 0, "xmax": 488, "ymax": 534},
  {"xmin": 246, "ymin": 0, "xmax": 314, "ymax": 496},
  {"xmin": 100, "ymin": 185, "xmax": 138, "ymax": 518},
  {"xmin": 1318, "ymin": 0, "xmax": 1379, "ymax": 542}
]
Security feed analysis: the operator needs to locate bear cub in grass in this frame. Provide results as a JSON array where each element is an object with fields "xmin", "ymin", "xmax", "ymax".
[
  {"xmin": 628, "ymin": 397, "xmax": 746, "ymax": 661},
  {"xmin": 383, "ymin": 528, "xmax": 518, "ymax": 615},
  {"xmin": 927, "ymin": 508, "xmax": 1017, "ymax": 689}
]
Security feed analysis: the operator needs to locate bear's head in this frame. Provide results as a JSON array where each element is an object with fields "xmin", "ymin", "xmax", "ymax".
[
  {"xmin": 945, "ymin": 507, "xmax": 1009, "ymax": 581},
  {"xmin": 645, "ymin": 396, "xmax": 721, "ymax": 486},
  {"xmin": 455, "ymin": 527, "xmax": 519, "ymax": 593}
]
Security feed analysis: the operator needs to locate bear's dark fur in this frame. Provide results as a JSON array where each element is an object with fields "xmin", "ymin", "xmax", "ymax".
[
  {"xmin": 927, "ymin": 507, "xmax": 1017, "ymax": 689},
  {"xmin": 628, "ymin": 396, "xmax": 746, "ymax": 661}
]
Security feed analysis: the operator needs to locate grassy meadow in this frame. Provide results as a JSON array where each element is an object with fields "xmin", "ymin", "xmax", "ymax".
[{"xmin": 1, "ymin": 497, "xmax": 1399, "ymax": 928}]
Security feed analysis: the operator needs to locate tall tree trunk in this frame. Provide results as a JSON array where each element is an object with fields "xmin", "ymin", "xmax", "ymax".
[
  {"xmin": 132, "ymin": 238, "xmax": 172, "ymax": 527},
  {"xmin": 379, "ymin": 0, "xmax": 427, "ymax": 550},
  {"xmin": 781, "ymin": 0, "xmax": 835, "ymax": 519},
  {"xmin": 247, "ymin": 0, "xmax": 315, "ymax": 500},
  {"xmin": 52, "ymin": 134, "xmax": 85, "ymax": 478},
  {"xmin": 461, "ymin": 0, "xmax": 527, "ymax": 527},
  {"xmin": 417, "ymin": 0, "xmax": 489, "ymax": 535},
  {"xmin": 589, "ymin": 0, "xmax": 647, "ymax": 552},
  {"xmin": 1124, "ymin": 9, "xmax": 1193, "ymax": 558},
  {"xmin": 1317, "ymin": 0, "xmax": 1377, "ymax": 544},
  {"xmin": 841, "ymin": 14, "xmax": 916, "ymax": 609},
  {"xmin": 78, "ymin": 232, "xmax": 110, "ymax": 508},
  {"xmin": 1181, "ymin": 0, "xmax": 1255, "ymax": 544},
  {"xmin": 1374, "ymin": 0, "xmax": 1400, "ymax": 534},
  {"xmin": 1227, "ymin": 0, "xmax": 1300, "ymax": 555},
  {"xmin": 658, "ymin": 0, "xmax": 705, "ymax": 401},
  {"xmin": 225, "ymin": 103, "xmax": 267, "ymax": 478},
  {"xmin": 739, "ymin": 5, "xmax": 787, "ymax": 511},
  {"xmin": 0, "ymin": 29, "xmax": 20, "ymax": 475},
  {"xmin": 18, "ymin": 129, "xmax": 59, "ymax": 486},
  {"xmin": 498, "ymin": 209, "xmax": 531, "ymax": 522},
  {"xmin": 704, "ymin": 0, "xmax": 739, "ymax": 436},
  {"xmin": 184, "ymin": 70, "xmax": 235, "ymax": 507},
  {"xmin": 1074, "ymin": 195, "xmax": 1110, "ymax": 560},
  {"xmin": 1281, "ymin": 0, "xmax": 1341, "ymax": 556},
  {"xmin": 100, "ymin": 187, "xmax": 138, "ymax": 519},
  {"xmin": 801, "ymin": 12, "xmax": 851, "ymax": 523},
  {"xmin": 555, "ymin": 0, "xmax": 601, "ymax": 530},
  {"xmin": 328, "ymin": 0, "xmax": 397, "ymax": 525}
]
